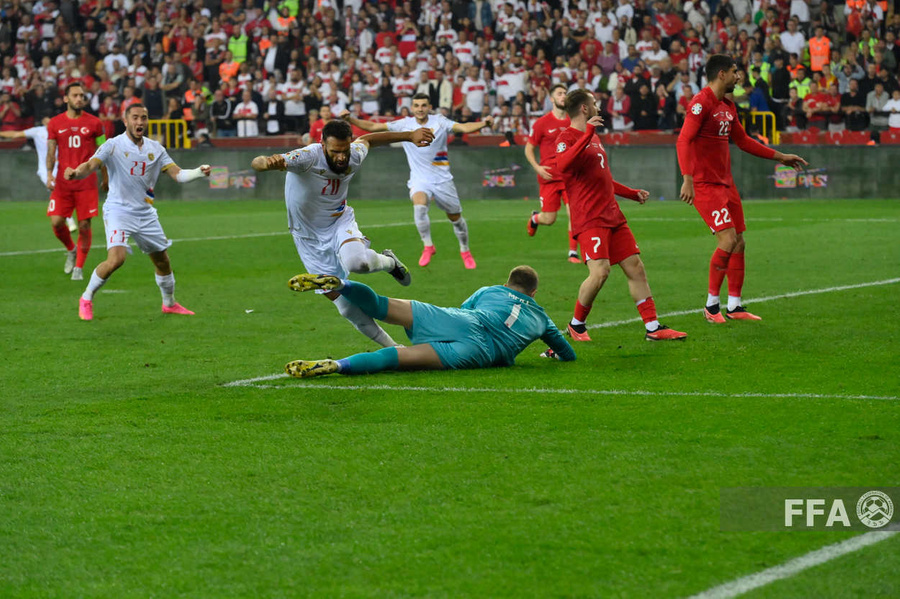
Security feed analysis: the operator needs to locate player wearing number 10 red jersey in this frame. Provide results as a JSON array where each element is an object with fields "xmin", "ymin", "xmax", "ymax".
[
  {"xmin": 556, "ymin": 89, "xmax": 686, "ymax": 342},
  {"xmin": 676, "ymin": 54, "xmax": 807, "ymax": 323},
  {"xmin": 46, "ymin": 82, "xmax": 107, "ymax": 281}
]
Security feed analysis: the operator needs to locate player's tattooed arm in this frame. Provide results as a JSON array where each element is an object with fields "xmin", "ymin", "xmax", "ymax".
[
  {"xmin": 46, "ymin": 138, "xmax": 57, "ymax": 190},
  {"xmin": 251, "ymin": 154, "xmax": 287, "ymax": 171},
  {"xmin": 65, "ymin": 157, "xmax": 104, "ymax": 180},
  {"xmin": 357, "ymin": 128, "xmax": 434, "ymax": 148}
]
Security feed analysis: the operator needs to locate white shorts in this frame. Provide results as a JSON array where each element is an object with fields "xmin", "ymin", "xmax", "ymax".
[
  {"xmin": 408, "ymin": 179, "xmax": 462, "ymax": 214},
  {"xmin": 291, "ymin": 211, "xmax": 369, "ymax": 293},
  {"xmin": 103, "ymin": 207, "xmax": 172, "ymax": 254}
]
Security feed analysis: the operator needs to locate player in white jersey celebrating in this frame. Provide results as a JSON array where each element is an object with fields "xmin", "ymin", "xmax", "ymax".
[
  {"xmin": 342, "ymin": 93, "xmax": 493, "ymax": 269},
  {"xmin": 64, "ymin": 103, "xmax": 211, "ymax": 321},
  {"xmin": 0, "ymin": 117, "xmax": 77, "ymax": 234},
  {"xmin": 251, "ymin": 119, "xmax": 435, "ymax": 348}
]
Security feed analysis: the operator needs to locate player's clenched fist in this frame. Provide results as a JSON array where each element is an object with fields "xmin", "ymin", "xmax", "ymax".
[
  {"xmin": 251, "ymin": 154, "xmax": 287, "ymax": 171},
  {"xmin": 200, "ymin": 165, "xmax": 212, "ymax": 176},
  {"xmin": 63, "ymin": 167, "xmax": 77, "ymax": 180},
  {"xmin": 410, "ymin": 127, "xmax": 434, "ymax": 147}
]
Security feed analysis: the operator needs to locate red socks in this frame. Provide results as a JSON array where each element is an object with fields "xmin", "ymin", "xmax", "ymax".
[
  {"xmin": 573, "ymin": 300, "xmax": 592, "ymax": 323},
  {"xmin": 727, "ymin": 252, "xmax": 745, "ymax": 298},
  {"xmin": 52, "ymin": 224, "xmax": 75, "ymax": 251},
  {"xmin": 568, "ymin": 230, "xmax": 577, "ymax": 252},
  {"xmin": 636, "ymin": 297, "xmax": 658, "ymax": 324},
  {"xmin": 709, "ymin": 248, "xmax": 731, "ymax": 295},
  {"xmin": 76, "ymin": 227, "xmax": 92, "ymax": 268}
]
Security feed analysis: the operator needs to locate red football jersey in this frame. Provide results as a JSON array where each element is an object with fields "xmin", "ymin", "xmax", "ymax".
[
  {"xmin": 48, "ymin": 112, "xmax": 104, "ymax": 191},
  {"xmin": 556, "ymin": 125, "xmax": 639, "ymax": 235},
  {"xmin": 676, "ymin": 87, "xmax": 776, "ymax": 186},
  {"xmin": 528, "ymin": 111, "xmax": 570, "ymax": 181}
]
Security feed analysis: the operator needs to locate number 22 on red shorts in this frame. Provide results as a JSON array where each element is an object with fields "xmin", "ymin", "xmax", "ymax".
[{"xmin": 693, "ymin": 183, "xmax": 746, "ymax": 234}]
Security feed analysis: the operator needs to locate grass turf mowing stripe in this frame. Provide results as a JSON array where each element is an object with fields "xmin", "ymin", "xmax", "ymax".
[
  {"xmin": 688, "ymin": 530, "xmax": 899, "ymax": 599},
  {"xmin": 222, "ymin": 376, "xmax": 900, "ymax": 401},
  {"xmin": 588, "ymin": 277, "xmax": 900, "ymax": 329}
]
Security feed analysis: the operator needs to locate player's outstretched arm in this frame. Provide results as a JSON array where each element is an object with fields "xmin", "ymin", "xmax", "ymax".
[
  {"xmin": 540, "ymin": 326, "xmax": 576, "ymax": 361},
  {"xmin": 772, "ymin": 151, "xmax": 809, "ymax": 170},
  {"xmin": 251, "ymin": 154, "xmax": 287, "ymax": 171},
  {"xmin": 0, "ymin": 130, "xmax": 25, "ymax": 139},
  {"xmin": 451, "ymin": 116, "xmax": 494, "ymax": 134},
  {"xmin": 525, "ymin": 142, "xmax": 552, "ymax": 180},
  {"xmin": 339, "ymin": 110, "xmax": 389, "ymax": 132},
  {"xmin": 166, "ymin": 164, "xmax": 212, "ymax": 182},
  {"xmin": 65, "ymin": 157, "xmax": 104, "ymax": 181},
  {"xmin": 613, "ymin": 181, "xmax": 649, "ymax": 204},
  {"xmin": 357, "ymin": 128, "xmax": 434, "ymax": 148},
  {"xmin": 556, "ymin": 119, "xmax": 602, "ymax": 173}
]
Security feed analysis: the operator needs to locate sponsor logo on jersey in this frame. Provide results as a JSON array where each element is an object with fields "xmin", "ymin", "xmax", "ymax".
[{"xmin": 691, "ymin": 103, "xmax": 702, "ymax": 115}]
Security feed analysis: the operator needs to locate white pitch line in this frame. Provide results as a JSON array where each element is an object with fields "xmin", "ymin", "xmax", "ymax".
[
  {"xmin": 2, "ymin": 215, "xmax": 897, "ymax": 257},
  {"xmin": 588, "ymin": 277, "xmax": 900, "ymax": 330},
  {"xmin": 221, "ymin": 378, "xmax": 899, "ymax": 401},
  {"xmin": 688, "ymin": 530, "xmax": 899, "ymax": 599}
]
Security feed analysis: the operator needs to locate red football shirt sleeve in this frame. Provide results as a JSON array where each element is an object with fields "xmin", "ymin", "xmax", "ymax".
[
  {"xmin": 730, "ymin": 116, "xmax": 777, "ymax": 160},
  {"xmin": 47, "ymin": 118, "xmax": 57, "ymax": 141},
  {"xmin": 613, "ymin": 180, "xmax": 641, "ymax": 201},
  {"xmin": 676, "ymin": 98, "xmax": 704, "ymax": 177},
  {"xmin": 556, "ymin": 125, "xmax": 595, "ymax": 173}
]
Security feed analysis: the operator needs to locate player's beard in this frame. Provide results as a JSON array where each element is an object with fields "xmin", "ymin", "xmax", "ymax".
[
  {"xmin": 325, "ymin": 152, "xmax": 349, "ymax": 174},
  {"xmin": 554, "ymin": 100, "xmax": 566, "ymax": 111},
  {"xmin": 726, "ymin": 82, "xmax": 736, "ymax": 93}
]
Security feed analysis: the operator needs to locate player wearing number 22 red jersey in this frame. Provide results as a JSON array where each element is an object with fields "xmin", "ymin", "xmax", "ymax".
[
  {"xmin": 47, "ymin": 82, "xmax": 106, "ymax": 281},
  {"xmin": 676, "ymin": 54, "xmax": 807, "ymax": 323},
  {"xmin": 556, "ymin": 89, "xmax": 686, "ymax": 342}
]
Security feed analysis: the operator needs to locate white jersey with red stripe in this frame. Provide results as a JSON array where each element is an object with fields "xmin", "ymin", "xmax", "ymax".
[{"xmin": 386, "ymin": 114, "xmax": 457, "ymax": 184}]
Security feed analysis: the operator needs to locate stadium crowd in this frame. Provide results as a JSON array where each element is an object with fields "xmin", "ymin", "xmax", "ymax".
[{"xmin": 1, "ymin": 0, "xmax": 899, "ymax": 142}]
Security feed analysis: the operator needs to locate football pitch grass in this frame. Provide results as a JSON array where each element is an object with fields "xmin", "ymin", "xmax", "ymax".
[{"xmin": 1, "ymin": 197, "xmax": 898, "ymax": 597}]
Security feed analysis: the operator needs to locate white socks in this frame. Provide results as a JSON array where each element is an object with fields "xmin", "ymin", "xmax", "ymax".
[
  {"xmin": 707, "ymin": 293, "xmax": 720, "ymax": 308},
  {"xmin": 155, "ymin": 272, "xmax": 176, "ymax": 307},
  {"xmin": 452, "ymin": 217, "xmax": 469, "ymax": 252},
  {"xmin": 339, "ymin": 242, "xmax": 395, "ymax": 274},
  {"xmin": 414, "ymin": 204, "xmax": 432, "ymax": 246},
  {"xmin": 727, "ymin": 295, "xmax": 741, "ymax": 311},
  {"xmin": 333, "ymin": 295, "xmax": 397, "ymax": 347},
  {"xmin": 82, "ymin": 269, "xmax": 107, "ymax": 301}
]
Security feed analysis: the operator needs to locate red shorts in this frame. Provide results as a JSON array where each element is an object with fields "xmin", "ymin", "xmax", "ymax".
[
  {"xmin": 693, "ymin": 183, "xmax": 746, "ymax": 234},
  {"xmin": 576, "ymin": 224, "xmax": 640, "ymax": 265},
  {"xmin": 48, "ymin": 187, "xmax": 99, "ymax": 220},
  {"xmin": 538, "ymin": 178, "xmax": 568, "ymax": 213}
]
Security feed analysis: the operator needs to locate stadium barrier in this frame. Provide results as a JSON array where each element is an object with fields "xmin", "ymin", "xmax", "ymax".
[
  {"xmin": 1, "ymin": 145, "xmax": 897, "ymax": 202},
  {"xmin": 744, "ymin": 111, "xmax": 780, "ymax": 145},
  {"xmin": 148, "ymin": 119, "xmax": 192, "ymax": 149}
]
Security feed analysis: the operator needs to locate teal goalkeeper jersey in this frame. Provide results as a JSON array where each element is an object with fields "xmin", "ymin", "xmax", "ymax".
[{"xmin": 460, "ymin": 285, "xmax": 576, "ymax": 366}]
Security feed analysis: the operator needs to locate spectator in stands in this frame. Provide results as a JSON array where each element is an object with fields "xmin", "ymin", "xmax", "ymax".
[
  {"xmin": 867, "ymin": 82, "xmax": 891, "ymax": 128},
  {"xmin": 234, "ymin": 89, "xmax": 259, "ymax": 137},
  {"xmin": 211, "ymin": 88, "xmax": 236, "ymax": 137},
  {"xmin": 0, "ymin": 92, "xmax": 21, "ymax": 131},
  {"xmin": 841, "ymin": 78, "xmax": 869, "ymax": 131},
  {"xmin": 656, "ymin": 83, "xmax": 677, "ymax": 130},
  {"xmin": 143, "ymin": 76, "xmax": 164, "ymax": 119},
  {"xmin": 789, "ymin": 65, "xmax": 812, "ymax": 98},
  {"xmin": 784, "ymin": 87, "xmax": 807, "ymax": 130},
  {"xmin": 631, "ymin": 83, "xmax": 658, "ymax": 130},
  {"xmin": 858, "ymin": 63, "xmax": 879, "ymax": 97},
  {"xmin": 308, "ymin": 104, "xmax": 333, "ymax": 143},
  {"xmin": 608, "ymin": 86, "xmax": 633, "ymax": 130},
  {"xmin": 263, "ymin": 89, "xmax": 285, "ymax": 135},
  {"xmin": 166, "ymin": 97, "xmax": 183, "ymax": 122},
  {"xmin": 884, "ymin": 90, "xmax": 900, "ymax": 132},
  {"xmin": 876, "ymin": 68, "xmax": 899, "ymax": 95},
  {"xmin": 553, "ymin": 25, "xmax": 579, "ymax": 59}
]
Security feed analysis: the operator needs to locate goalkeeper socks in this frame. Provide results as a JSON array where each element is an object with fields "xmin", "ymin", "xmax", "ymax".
[
  {"xmin": 709, "ymin": 247, "xmax": 731, "ymax": 296},
  {"xmin": 339, "ymin": 347, "xmax": 400, "ymax": 374},
  {"xmin": 636, "ymin": 297, "xmax": 660, "ymax": 332},
  {"xmin": 451, "ymin": 217, "xmax": 470, "ymax": 252},
  {"xmin": 726, "ymin": 251, "xmax": 745, "ymax": 298},
  {"xmin": 413, "ymin": 204, "xmax": 432, "ymax": 246},
  {"xmin": 75, "ymin": 226, "xmax": 91, "ymax": 268},
  {"xmin": 155, "ymin": 272, "xmax": 176, "ymax": 307},
  {"xmin": 53, "ymin": 223, "xmax": 75, "ymax": 251},
  {"xmin": 338, "ymin": 281, "xmax": 389, "ymax": 321},
  {"xmin": 82, "ymin": 269, "xmax": 107, "ymax": 301}
]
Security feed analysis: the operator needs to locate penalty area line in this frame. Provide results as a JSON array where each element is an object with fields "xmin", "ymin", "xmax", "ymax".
[
  {"xmin": 220, "ymin": 377, "xmax": 899, "ymax": 402},
  {"xmin": 589, "ymin": 277, "xmax": 900, "ymax": 330},
  {"xmin": 687, "ymin": 530, "xmax": 899, "ymax": 599}
]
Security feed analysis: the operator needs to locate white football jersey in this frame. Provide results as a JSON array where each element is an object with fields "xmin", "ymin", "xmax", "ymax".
[
  {"xmin": 282, "ymin": 142, "xmax": 368, "ymax": 235},
  {"xmin": 92, "ymin": 133, "xmax": 174, "ymax": 212},
  {"xmin": 387, "ymin": 114, "xmax": 456, "ymax": 184},
  {"xmin": 23, "ymin": 125, "xmax": 56, "ymax": 185}
]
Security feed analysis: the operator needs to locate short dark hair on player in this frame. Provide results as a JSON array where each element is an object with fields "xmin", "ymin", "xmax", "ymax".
[
  {"xmin": 550, "ymin": 83, "xmax": 568, "ymax": 95},
  {"xmin": 564, "ymin": 88, "xmax": 595, "ymax": 118},
  {"xmin": 64, "ymin": 81, "xmax": 83, "ymax": 96},
  {"xmin": 411, "ymin": 92, "xmax": 430, "ymax": 103},
  {"xmin": 124, "ymin": 102, "xmax": 147, "ymax": 116},
  {"xmin": 507, "ymin": 265, "xmax": 539, "ymax": 294},
  {"xmin": 322, "ymin": 119, "xmax": 353, "ymax": 142},
  {"xmin": 705, "ymin": 54, "xmax": 736, "ymax": 83}
]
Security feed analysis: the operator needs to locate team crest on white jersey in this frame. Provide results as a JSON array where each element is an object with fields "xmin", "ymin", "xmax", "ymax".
[
  {"xmin": 148, "ymin": 153, "xmax": 155, "ymax": 161},
  {"xmin": 557, "ymin": 142, "xmax": 567, "ymax": 152},
  {"xmin": 691, "ymin": 103, "xmax": 702, "ymax": 115}
]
